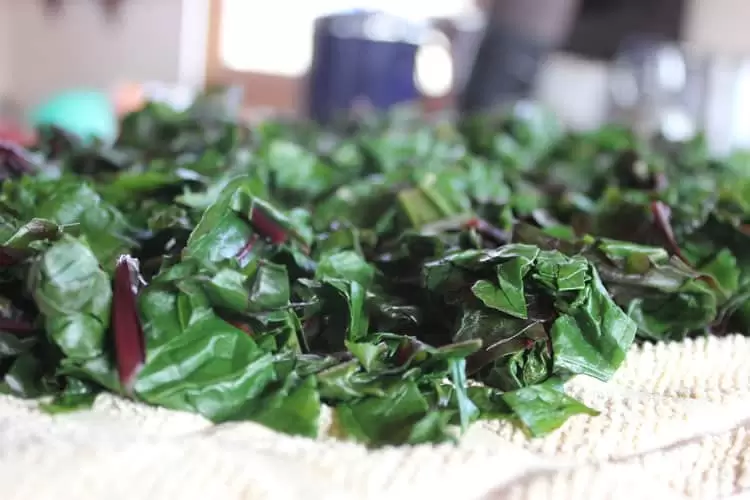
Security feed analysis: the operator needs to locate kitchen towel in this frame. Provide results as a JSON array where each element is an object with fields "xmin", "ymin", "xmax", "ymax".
[{"xmin": 2, "ymin": 334, "xmax": 749, "ymax": 500}]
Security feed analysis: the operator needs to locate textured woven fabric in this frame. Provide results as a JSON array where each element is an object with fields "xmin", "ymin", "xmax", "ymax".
[{"xmin": 3, "ymin": 335, "xmax": 750, "ymax": 500}]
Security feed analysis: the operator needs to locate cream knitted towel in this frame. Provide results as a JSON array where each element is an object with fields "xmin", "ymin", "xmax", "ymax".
[{"xmin": 3, "ymin": 335, "xmax": 750, "ymax": 500}]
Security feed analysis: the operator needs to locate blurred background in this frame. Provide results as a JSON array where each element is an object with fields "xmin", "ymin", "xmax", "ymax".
[{"xmin": 2, "ymin": 0, "xmax": 750, "ymax": 153}]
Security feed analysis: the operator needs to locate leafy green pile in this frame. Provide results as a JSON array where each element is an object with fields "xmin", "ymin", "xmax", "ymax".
[{"xmin": 0, "ymin": 100, "xmax": 745, "ymax": 447}]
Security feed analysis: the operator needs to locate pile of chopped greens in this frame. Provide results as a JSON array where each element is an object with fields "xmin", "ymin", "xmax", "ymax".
[{"xmin": 0, "ymin": 99, "xmax": 747, "ymax": 447}]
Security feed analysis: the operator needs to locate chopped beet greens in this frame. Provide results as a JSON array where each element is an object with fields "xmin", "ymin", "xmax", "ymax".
[{"xmin": 0, "ymin": 99, "xmax": 746, "ymax": 447}]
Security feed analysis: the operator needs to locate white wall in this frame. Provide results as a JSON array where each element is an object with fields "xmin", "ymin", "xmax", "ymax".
[
  {"xmin": 0, "ymin": 0, "xmax": 11, "ymax": 97},
  {"xmin": 3, "ymin": 0, "xmax": 208, "ymax": 114},
  {"xmin": 684, "ymin": 0, "xmax": 750, "ymax": 55},
  {"xmin": 536, "ymin": 55, "xmax": 610, "ymax": 131}
]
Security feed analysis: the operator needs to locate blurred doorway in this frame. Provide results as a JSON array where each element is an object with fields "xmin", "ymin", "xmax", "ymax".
[{"xmin": 205, "ymin": 0, "xmax": 304, "ymax": 116}]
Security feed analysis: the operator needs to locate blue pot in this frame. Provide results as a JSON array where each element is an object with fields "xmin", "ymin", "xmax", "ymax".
[{"xmin": 307, "ymin": 11, "xmax": 431, "ymax": 123}]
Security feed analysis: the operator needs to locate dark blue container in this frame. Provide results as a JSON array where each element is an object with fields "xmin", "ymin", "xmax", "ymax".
[{"xmin": 307, "ymin": 11, "xmax": 430, "ymax": 123}]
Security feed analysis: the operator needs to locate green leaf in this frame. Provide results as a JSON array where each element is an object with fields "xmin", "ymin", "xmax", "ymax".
[
  {"xmin": 202, "ymin": 267, "xmax": 250, "ymax": 312},
  {"xmin": 550, "ymin": 266, "xmax": 637, "ymax": 381},
  {"xmin": 468, "ymin": 385, "xmax": 513, "ymax": 419},
  {"xmin": 315, "ymin": 360, "xmax": 385, "ymax": 400},
  {"xmin": 502, "ymin": 380, "xmax": 598, "ymax": 437},
  {"xmin": 406, "ymin": 411, "xmax": 457, "ymax": 444},
  {"xmin": 471, "ymin": 258, "xmax": 528, "ymax": 319},
  {"xmin": 534, "ymin": 252, "xmax": 589, "ymax": 292},
  {"xmin": 396, "ymin": 188, "xmax": 447, "ymax": 229},
  {"xmin": 186, "ymin": 208, "xmax": 256, "ymax": 266},
  {"xmin": 3, "ymin": 218, "xmax": 62, "ymax": 249},
  {"xmin": 139, "ymin": 288, "xmax": 193, "ymax": 352},
  {"xmin": 57, "ymin": 355, "xmax": 121, "ymax": 393},
  {"xmin": 626, "ymin": 281, "xmax": 717, "ymax": 341},
  {"xmin": 236, "ymin": 375, "xmax": 321, "ymax": 438},
  {"xmin": 701, "ymin": 249, "xmax": 739, "ymax": 295},
  {"xmin": 248, "ymin": 261, "xmax": 290, "ymax": 311},
  {"xmin": 3, "ymin": 354, "xmax": 51, "ymax": 397},
  {"xmin": 33, "ymin": 182, "xmax": 132, "ymax": 268},
  {"xmin": 0, "ymin": 332, "xmax": 37, "ymax": 359},
  {"xmin": 448, "ymin": 358, "xmax": 478, "ymax": 431},
  {"xmin": 265, "ymin": 140, "xmax": 336, "ymax": 199},
  {"xmin": 185, "ymin": 176, "xmax": 268, "ymax": 266},
  {"xmin": 315, "ymin": 251, "xmax": 374, "ymax": 287},
  {"xmin": 335, "ymin": 381, "xmax": 431, "ymax": 446},
  {"xmin": 345, "ymin": 341, "xmax": 387, "ymax": 372},
  {"xmin": 134, "ymin": 316, "xmax": 277, "ymax": 422},
  {"xmin": 39, "ymin": 379, "xmax": 98, "ymax": 414},
  {"xmin": 319, "ymin": 278, "xmax": 368, "ymax": 344},
  {"xmin": 30, "ymin": 236, "xmax": 112, "ymax": 360}
]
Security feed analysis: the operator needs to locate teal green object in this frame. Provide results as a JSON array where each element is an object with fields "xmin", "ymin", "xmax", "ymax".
[{"xmin": 31, "ymin": 90, "xmax": 118, "ymax": 145}]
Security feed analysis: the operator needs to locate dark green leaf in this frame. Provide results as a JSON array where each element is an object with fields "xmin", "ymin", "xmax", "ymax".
[
  {"xmin": 234, "ymin": 374, "xmax": 321, "ymax": 438},
  {"xmin": 335, "ymin": 381, "xmax": 431, "ymax": 446}
]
